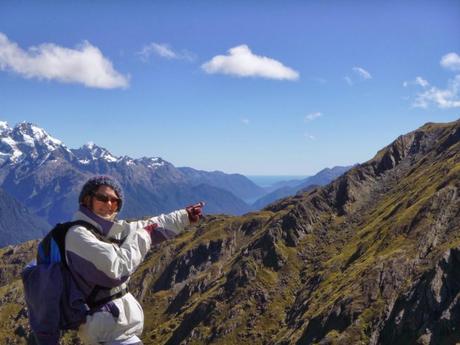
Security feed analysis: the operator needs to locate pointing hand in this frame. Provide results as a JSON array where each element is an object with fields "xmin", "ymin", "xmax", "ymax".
[{"xmin": 186, "ymin": 202, "xmax": 205, "ymax": 223}]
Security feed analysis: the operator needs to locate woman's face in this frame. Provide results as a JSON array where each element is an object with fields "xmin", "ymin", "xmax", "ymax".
[{"xmin": 90, "ymin": 185, "xmax": 120, "ymax": 219}]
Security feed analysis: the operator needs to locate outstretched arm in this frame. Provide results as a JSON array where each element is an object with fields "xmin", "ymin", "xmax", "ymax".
[{"xmin": 126, "ymin": 202, "xmax": 204, "ymax": 245}]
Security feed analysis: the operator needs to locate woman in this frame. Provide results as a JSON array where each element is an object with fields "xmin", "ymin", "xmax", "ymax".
[{"xmin": 65, "ymin": 175, "xmax": 203, "ymax": 345}]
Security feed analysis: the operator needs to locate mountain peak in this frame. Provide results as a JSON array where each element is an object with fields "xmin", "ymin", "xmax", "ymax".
[
  {"xmin": 0, "ymin": 121, "xmax": 10, "ymax": 135},
  {"xmin": 13, "ymin": 122, "xmax": 62, "ymax": 149},
  {"xmin": 84, "ymin": 141, "xmax": 96, "ymax": 149},
  {"xmin": 370, "ymin": 118, "xmax": 460, "ymax": 174},
  {"xmin": 73, "ymin": 142, "xmax": 119, "ymax": 163},
  {"xmin": 0, "ymin": 121, "xmax": 64, "ymax": 164},
  {"xmin": 138, "ymin": 156, "xmax": 165, "ymax": 169}
]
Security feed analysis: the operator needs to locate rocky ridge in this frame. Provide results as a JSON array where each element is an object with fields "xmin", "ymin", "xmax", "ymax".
[{"xmin": 0, "ymin": 119, "xmax": 459, "ymax": 344}]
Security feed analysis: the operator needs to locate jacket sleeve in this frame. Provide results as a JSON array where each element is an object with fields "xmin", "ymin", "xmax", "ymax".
[
  {"xmin": 123, "ymin": 209, "xmax": 190, "ymax": 245},
  {"xmin": 65, "ymin": 224, "xmax": 152, "ymax": 288}
]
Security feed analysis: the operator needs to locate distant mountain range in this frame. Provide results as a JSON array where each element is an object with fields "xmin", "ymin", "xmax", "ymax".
[
  {"xmin": 178, "ymin": 167, "xmax": 266, "ymax": 202},
  {"xmin": 2, "ymin": 119, "xmax": 459, "ymax": 344},
  {"xmin": 0, "ymin": 121, "xmax": 261, "ymax": 225},
  {"xmin": 0, "ymin": 120, "xmax": 350, "ymax": 246},
  {"xmin": 251, "ymin": 166, "xmax": 352, "ymax": 209}
]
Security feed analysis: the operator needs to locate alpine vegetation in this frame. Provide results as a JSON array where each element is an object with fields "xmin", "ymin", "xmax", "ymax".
[{"xmin": 1, "ymin": 119, "xmax": 459, "ymax": 344}]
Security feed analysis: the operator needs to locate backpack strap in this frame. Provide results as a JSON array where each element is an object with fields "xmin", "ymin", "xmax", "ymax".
[
  {"xmin": 48, "ymin": 222, "xmax": 77, "ymax": 268},
  {"xmin": 62, "ymin": 220, "xmax": 129, "ymax": 308},
  {"xmin": 53, "ymin": 220, "xmax": 124, "ymax": 261},
  {"xmin": 50, "ymin": 221, "xmax": 97, "ymax": 267},
  {"xmin": 71, "ymin": 220, "xmax": 124, "ymax": 245},
  {"xmin": 86, "ymin": 286, "xmax": 129, "ymax": 309}
]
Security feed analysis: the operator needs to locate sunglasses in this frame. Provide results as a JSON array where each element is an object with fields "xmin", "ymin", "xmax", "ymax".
[{"xmin": 92, "ymin": 192, "xmax": 120, "ymax": 205}]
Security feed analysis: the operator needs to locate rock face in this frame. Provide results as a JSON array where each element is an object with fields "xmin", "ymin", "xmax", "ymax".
[
  {"xmin": 0, "ymin": 119, "xmax": 459, "ymax": 345},
  {"xmin": 379, "ymin": 247, "xmax": 460, "ymax": 345}
]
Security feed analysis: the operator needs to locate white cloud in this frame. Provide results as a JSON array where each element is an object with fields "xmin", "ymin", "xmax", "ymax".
[
  {"xmin": 415, "ymin": 76, "xmax": 429, "ymax": 87},
  {"xmin": 344, "ymin": 66, "xmax": 372, "ymax": 86},
  {"xmin": 137, "ymin": 42, "xmax": 195, "ymax": 62},
  {"xmin": 241, "ymin": 118, "xmax": 250, "ymax": 125},
  {"xmin": 0, "ymin": 33, "xmax": 129, "ymax": 89},
  {"xmin": 149, "ymin": 43, "xmax": 177, "ymax": 59},
  {"xmin": 413, "ymin": 75, "xmax": 460, "ymax": 109},
  {"xmin": 441, "ymin": 52, "xmax": 460, "ymax": 71},
  {"xmin": 305, "ymin": 112, "xmax": 322, "ymax": 122},
  {"xmin": 403, "ymin": 76, "xmax": 429, "ymax": 88},
  {"xmin": 201, "ymin": 44, "xmax": 299, "ymax": 81},
  {"xmin": 352, "ymin": 66, "xmax": 372, "ymax": 80}
]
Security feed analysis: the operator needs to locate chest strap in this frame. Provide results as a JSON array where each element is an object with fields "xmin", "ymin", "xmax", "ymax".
[{"xmin": 86, "ymin": 286, "xmax": 129, "ymax": 309}]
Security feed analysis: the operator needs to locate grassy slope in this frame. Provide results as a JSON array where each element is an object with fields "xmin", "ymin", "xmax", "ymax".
[
  {"xmin": 0, "ymin": 121, "xmax": 458, "ymax": 345},
  {"xmin": 131, "ymin": 121, "xmax": 459, "ymax": 344}
]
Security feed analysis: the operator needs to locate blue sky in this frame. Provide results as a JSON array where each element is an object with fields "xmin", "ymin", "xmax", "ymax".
[{"xmin": 0, "ymin": 0, "xmax": 459, "ymax": 175}]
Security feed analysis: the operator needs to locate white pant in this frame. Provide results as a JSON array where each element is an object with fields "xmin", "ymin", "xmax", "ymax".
[
  {"xmin": 104, "ymin": 335, "xmax": 142, "ymax": 345},
  {"xmin": 78, "ymin": 294, "xmax": 144, "ymax": 345}
]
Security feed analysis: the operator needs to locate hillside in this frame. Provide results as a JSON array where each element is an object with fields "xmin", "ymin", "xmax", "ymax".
[
  {"xmin": 0, "ymin": 188, "xmax": 49, "ymax": 247},
  {"xmin": 0, "ymin": 119, "xmax": 459, "ymax": 345}
]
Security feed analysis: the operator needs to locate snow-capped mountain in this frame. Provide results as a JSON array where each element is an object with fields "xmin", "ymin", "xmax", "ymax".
[
  {"xmin": 72, "ymin": 142, "xmax": 118, "ymax": 164},
  {"xmin": 70, "ymin": 142, "xmax": 167, "ymax": 171},
  {"xmin": 0, "ymin": 121, "xmax": 168, "ymax": 171},
  {"xmin": 0, "ymin": 121, "xmax": 63, "ymax": 165},
  {"xmin": 0, "ymin": 121, "xmax": 259, "ymax": 229}
]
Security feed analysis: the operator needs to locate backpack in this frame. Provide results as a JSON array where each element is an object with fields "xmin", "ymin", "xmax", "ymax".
[{"xmin": 21, "ymin": 220, "xmax": 122, "ymax": 345}]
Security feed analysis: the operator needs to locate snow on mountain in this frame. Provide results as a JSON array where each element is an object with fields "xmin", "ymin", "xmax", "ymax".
[
  {"xmin": 138, "ymin": 156, "xmax": 165, "ymax": 169},
  {"xmin": 0, "ymin": 122, "xmax": 22, "ymax": 164},
  {"xmin": 0, "ymin": 136, "xmax": 21, "ymax": 163},
  {"xmin": 85, "ymin": 142, "xmax": 117, "ymax": 162},
  {"xmin": 0, "ymin": 121, "xmax": 168, "ymax": 173},
  {"xmin": 71, "ymin": 142, "xmax": 118, "ymax": 164},
  {"xmin": 12, "ymin": 122, "xmax": 62, "ymax": 150},
  {"xmin": 0, "ymin": 122, "xmax": 64, "ymax": 164},
  {"xmin": 119, "ymin": 156, "xmax": 136, "ymax": 166},
  {"xmin": 0, "ymin": 121, "xmax": 10, "ymax": 134},
  {"xmin": 0, "ymin": 121, "xmax": 261, "ymax": 226},
  {"xmin": 71, "ymin": 142, "xmax": 164, "ymax": 169}
]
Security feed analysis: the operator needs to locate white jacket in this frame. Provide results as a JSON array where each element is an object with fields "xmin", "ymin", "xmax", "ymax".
[{"xmin": 65, "ymin": 206, "xmax": 190, "ymax": 344}]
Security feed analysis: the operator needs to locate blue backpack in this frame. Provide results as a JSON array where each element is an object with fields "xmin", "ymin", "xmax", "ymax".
[{"xmin": 22, "ymin": 220, "xmax": 107, "ymax": 345}]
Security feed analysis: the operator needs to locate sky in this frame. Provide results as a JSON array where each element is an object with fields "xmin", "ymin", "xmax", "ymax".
[{"xmin": 0, "ymin": 0, "xmax": 459, "ymax": 175}]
